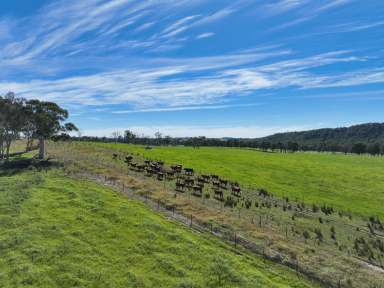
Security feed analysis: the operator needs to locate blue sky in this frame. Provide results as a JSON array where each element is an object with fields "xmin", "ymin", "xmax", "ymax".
[{"xmin": 1, "ymin": 0, "xmax": 383, "ymax": 137}]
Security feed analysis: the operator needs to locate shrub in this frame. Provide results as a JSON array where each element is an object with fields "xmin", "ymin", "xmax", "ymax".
[
  {"xmin": 321, "ymin": 205, "xmax": 334, "ymax": 215},
  {"xmin": 314, "ymin": 228, "xmax": 323, "ymax": 242},
  {"xmin": 303, "ymin": 230, "xmax": 310, "ymax": 240},
  {"xmin": 330, "ymin": 226, "xmax": 336, "ymax": 240},
  {"xmin": 206, "ymin": 257, "xmax": 243, "ymax": 287},
  {"xmin": 224, "ymin": 196, "xmax": 237, "ymax": 208}
]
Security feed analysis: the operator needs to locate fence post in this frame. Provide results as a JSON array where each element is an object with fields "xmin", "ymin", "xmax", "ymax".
[
  {"xmin": 190, "ymin": 214, "xmax": 193, "ymax": 227},
  {"xmin": 262, "ymin": 247, "xmax": 266, "ymax": 263},
  {"xmin": 285, "ymin": 226, "xmax": 288, "ymax": 239},
  {"xmin": 296, "ymin": 258, "xmax": 299, "ymax": 275}
]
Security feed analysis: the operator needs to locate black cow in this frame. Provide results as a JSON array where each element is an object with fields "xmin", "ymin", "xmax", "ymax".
[
  {"xmin": 214, "ymin": 189, "xmax": 224, "ymax": 201},
  {"xmin": 192, "ymin": 185, "xmax": 203, "ymax": 197},
  {"xmin": 231, "ymin": 186, "xmax": 241, "ymax": 197},
  {"xmin": 176, "ymin": 181, "xmax": 186, "ymax": 192},
  {"xmin": 184, "ymin": 168, "xmax": 194, "ymax": 176}
]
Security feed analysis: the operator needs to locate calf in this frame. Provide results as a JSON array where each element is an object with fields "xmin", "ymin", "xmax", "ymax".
[
  {"xmin": 145, "ymin": 167, "xmax": 153, "ymax": 177},
  {"xmin": 176, "ymin": 181, "xmax": 186, "ymax": 192},
  {"xmin": 171, "ymin": 165, "xmax": 183, "ymax": 173},
  {"xmin": 231, "ymin": 186, "xmax": 241, "ymax": 197},
  {"xmin": 210, "ymin": 174, "xmax": 219, "ymax": 181},
  {"xmin": 184, "ymin": 168, "xmax": 194, "ymax": 176},
  {"xmin": 197, "ymin": 176, "xmax": 206, "ymax": 185},
  {"xmin": 124, "ymin": 155, "xmax": 133, "ymax": 163},
  {"xmin": 214, "ymin": 189, "xmax": 224, "ymax": 201},
  {"xmin": 219, "ymin": 179, "xmax": 228, "ymax": 186},
  {"xmin": 157, "ymin": 172, "xmax": 164, "ymax": 181},
  {"xmin": 136, "ymin": 164, "xmax": 146, "ymax": 172},
  {"xmin": 166, "ymin": 170, "xmax": 175, "ymax": 180},
  {"xmin": 192, "ymin": 185, "xmax": 203, "ymax": 197},
  {"xmin": 184, "ymin": 178, "xmax": 194, "ymax": 189},
  {"xmin": 212, "ymin": 180, "xmax": 221, "ymax": 188}
]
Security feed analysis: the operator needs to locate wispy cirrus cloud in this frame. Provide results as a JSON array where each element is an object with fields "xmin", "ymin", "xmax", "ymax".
[
  {"xmin": 1, "ymin": 50, "xmax": 382, "ymax": 109},
  {"xmin": 113, "ymin": 103, "xmax": 262, "ymax": 114},
  {"xmin": 0, "ymin": 0, "xmax": 211, "ymax": 65},
  {"xmin": 261, "ymin": 0, "xmax": 309, "ymax": 16},
  {"xmin": 196, "ymin": 32, "xmax": 215, "ymax": 39},
  {"xmin": 1, "ymin": 0, "xmax": 383, "ymax": 135},
  {"xmin": 328, "ymin": 20, "xmax": 384, "ymax": 33},
  {"xmin": 269, "ymin": 0, "xmax": 355, "ymax": 31}
]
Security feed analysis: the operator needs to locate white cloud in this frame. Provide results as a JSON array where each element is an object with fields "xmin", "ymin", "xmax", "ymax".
[
  {"xmin": 193, "ymin": 7, "xmax": 236, "ymax": 26},
  {"xmin": 0, "ymin": 0, "xmax": 208, "ymax": 63},
  {"xmin": 315, "ymin": 0, "xmax": 353, "ymax": 12},
  {"xmin": 262, "ymin": 0, "xmax": 309, "ymax": 16},
  {"xmin": 196, "ymin": 32, "xmax": 215, "ymax": 39},
  {"xmin": 1, "ymin": 51, "xmax": 382, "ymax": 108},
  {"xmin": 269, "ymin": 0, "xmax": 354, "ymax": 31},
  {"xmin": 161, "ymin": 15, "xmax": 200, "ymax": 35},
  {"xmin": 134, "ymin": 22, "xmax": 156, "ymax": 32},
  {"xmin": 113, "ymin": 103, "xmax": 261, "ymax": 114},
  {"xmin": 329, "ymin": 21, "xmax": 384, "ymax": 33}
]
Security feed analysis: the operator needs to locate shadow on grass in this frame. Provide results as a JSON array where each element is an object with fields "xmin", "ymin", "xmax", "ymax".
[{"xmin": 0, "ymin": 158, "xmax": 62, "ymax": 177}]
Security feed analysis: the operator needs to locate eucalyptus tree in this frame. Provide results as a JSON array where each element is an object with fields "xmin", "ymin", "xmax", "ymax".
[
  {"xmin": 25, "ymin": 99, "xmax": 78, "ymax": 159},
  {"xmin": 0, "ymin": 93, "xmax": 27, "ymax": 159}
]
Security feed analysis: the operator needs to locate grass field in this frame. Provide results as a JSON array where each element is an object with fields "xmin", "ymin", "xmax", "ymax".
[
  {"xmin": 92, "ymin": 143, "xmax": 384, "ymax": 218},
  {"xmin": 0, "ymin": 166, "xmax": 315, "ymax": 288}
]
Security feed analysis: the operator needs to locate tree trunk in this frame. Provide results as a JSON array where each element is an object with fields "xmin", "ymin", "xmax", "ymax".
[
  {"xmin": 5, "ymin": 135, "xmax": 12, "ymax": 160},
  {"xmin": 39, "ymin": 137, "xmax": 45, "ymax": 160},
  {"xmin": 26, "ymin": 137, "xmax": 34, "ymax": 152},
  {"xmin": 5, "ymin": 142, "xmax": 11, "ymax": 160}
]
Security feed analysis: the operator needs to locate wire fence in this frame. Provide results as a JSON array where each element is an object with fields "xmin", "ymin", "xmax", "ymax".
[{"xmin": 48, "ymin": 142, "xmax": 384, "ymax": 288}]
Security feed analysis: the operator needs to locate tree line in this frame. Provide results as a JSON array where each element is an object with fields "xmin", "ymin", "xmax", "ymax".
[
  {"xmin": 0, "ymin": 92, "xmax": 77, "ymax": 160},
  {"xmin": 74, "ymin": 130, "xmax": 384, "ymax": 156}
]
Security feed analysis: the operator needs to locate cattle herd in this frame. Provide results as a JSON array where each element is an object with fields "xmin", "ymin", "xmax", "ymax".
[{"xmin": 113, "ymin": 153, "xmax": 244, "ymax": 207}]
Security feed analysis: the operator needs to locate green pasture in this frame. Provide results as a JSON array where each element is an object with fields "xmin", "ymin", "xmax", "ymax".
[
  {"xmin": 0, "ymin": 167, "xmax": 314, "ymax": 288},
  {"xmin": 91, "ymin": 142, "xmax": 384, "ymax": 218}
]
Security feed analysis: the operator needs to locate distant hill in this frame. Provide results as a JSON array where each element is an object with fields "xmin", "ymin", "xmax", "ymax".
[{"xmin": 259, "ymin": 123, "xmax": 384, "ymax": 147}]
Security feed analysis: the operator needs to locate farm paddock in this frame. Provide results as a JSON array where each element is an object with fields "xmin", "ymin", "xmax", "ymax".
[
  {"xmin": 0, "ymin": 162, "xmax": 316, "ymax": 287},
  {"xmin": 43, "ymin": 141, "xmax": 384, "ymax": 288}
]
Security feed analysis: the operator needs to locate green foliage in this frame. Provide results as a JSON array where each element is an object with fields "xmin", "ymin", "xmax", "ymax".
[
  {"xmin": 314, "ymin": 229, "xmax": 323, "ymax": 242},
  {"xmin": 206, "ymin": 257, "xmax": 243, "ymax": 287},
  {"xmin": 260, "ymin": 123, "xmax": 384, "ymax": 153},
  {"xmin": 0, "ymin": 93, "xmax": 77, "ymax": 160},
  {"xmin": 302, "ymin": 230, "xmax": 310, "ymax": 240}
]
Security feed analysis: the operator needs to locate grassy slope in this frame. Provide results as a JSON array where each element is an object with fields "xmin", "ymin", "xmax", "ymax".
[
  {"xmin": 93, "ymin": 143, "xmax": 384, "ymax": 218},
  {"xmin": 0, "ymin": 169, "xmax": 314, "ymax": 288}
]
